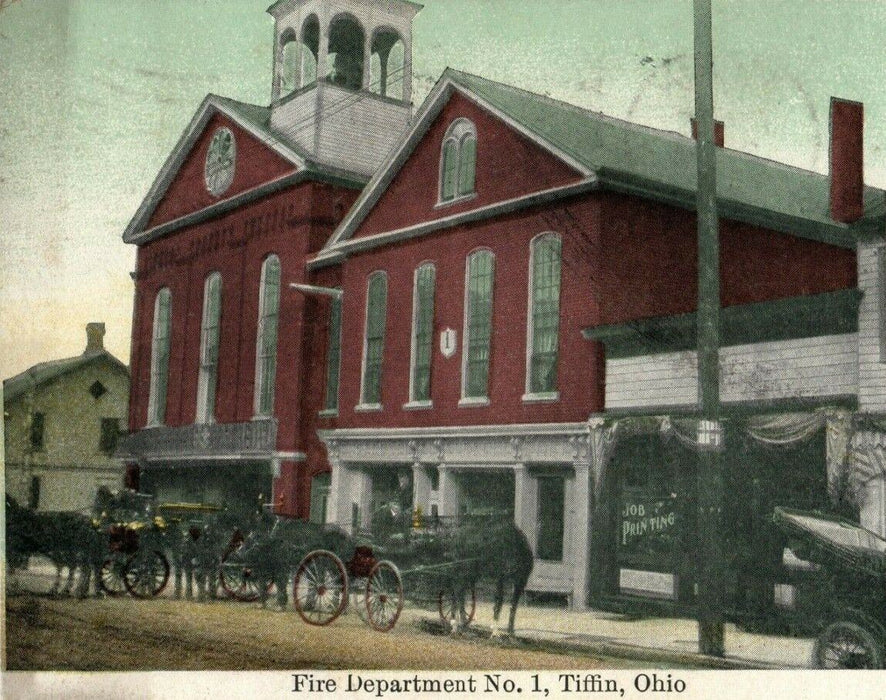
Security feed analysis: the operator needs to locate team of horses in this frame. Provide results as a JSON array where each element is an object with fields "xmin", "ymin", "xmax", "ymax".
[{"xmin": 5, "ymin": 489, "xmax": 534, "ymax": 637}]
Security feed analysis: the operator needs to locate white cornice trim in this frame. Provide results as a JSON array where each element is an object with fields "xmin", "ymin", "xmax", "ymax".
[
  {"xmin": 123, "ymin": 95, "xmax": 305, "ymax": 244},
  {"xmin": 318, "ymin": 422, "xmax": 589, "ymax": 442}
]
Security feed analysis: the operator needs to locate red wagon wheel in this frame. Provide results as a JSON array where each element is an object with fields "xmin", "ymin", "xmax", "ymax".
[
  {"xmin": 365, "ymin": 560, "xmax": 403, "ymax": 632},
  {"xmin": 123, "ymin": 549, "xmax": 170, "ymax": 598},
  {"xmin": 293, "ymin": 550, "xmax": 348, "ymax": 626},
  {"xmin": 438, "ymin": 585, "xmax": 477, "ymax": 628},
  {"xmin": 99, "ymin": 553, "xmax": 128, "ymax": 597}
]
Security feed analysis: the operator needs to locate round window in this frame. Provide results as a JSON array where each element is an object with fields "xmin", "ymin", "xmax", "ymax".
[{"xmin": 204, "ymin": 127, "xmax": 236, "ymax": 196}]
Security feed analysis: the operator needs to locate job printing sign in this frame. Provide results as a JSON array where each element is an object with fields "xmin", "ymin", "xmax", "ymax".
[{"xmin": 621, "ymin": 497, "xmax": 677, "ymax": 546}]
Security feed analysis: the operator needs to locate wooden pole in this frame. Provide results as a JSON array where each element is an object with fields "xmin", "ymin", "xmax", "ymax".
[{"xmin": 693, "ymin": 0, "xmax": 725, "ymax": 656}]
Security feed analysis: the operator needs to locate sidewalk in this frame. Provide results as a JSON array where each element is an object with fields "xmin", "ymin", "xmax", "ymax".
[{"xmin": 463, "ymin": 601, "xmax": 814, "ymax": 669}]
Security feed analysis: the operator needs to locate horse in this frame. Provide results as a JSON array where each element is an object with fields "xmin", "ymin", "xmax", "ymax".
[{"xmin": 443, "ymin": 517, "xmax": 534, "ymax": 638}]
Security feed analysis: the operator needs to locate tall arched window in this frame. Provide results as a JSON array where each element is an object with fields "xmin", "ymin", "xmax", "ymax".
[
  {"xmin": 147, "ymin": 287, "xmax": 172, "ymax": 426},
  {"xmin": 301, "ymin": 15, "xmax": 319, "ymax": 87},
  {"xmin": 462, "ymin": 250, "xmax": 494, "ymax": 402},
  {"xmin": 360, "ymin": 272, "xmax": 387, "ymax": 407},
  {"xmin": 196, "ymin": 272, "xmax": 222, "ymax": 423},
  {"xmin": 254, "ymin": 255, "xmax": 280, "ymax": 417},
  {"xmin": 323, "ymin": 291, "xmax": 342, "ymax": 413},
  {"xmin": 279, "ymin": 29, "xmax": 299, "ymax": 96},
  {"xmin": 369, "ymin": 28, "xmax": 404, "ymax": 100},
  {"xmin": 440, "ymin": 119, "xmax": 477, "ymax": 203},
  {"xmin": 327, "ymin": 14, "xmax": 365, "ymax": 91},
  {"xmin": 409, "ymin": 263, "xmax": 436, "ymax": 404},
  {"xmin": 526, "ymin": 234, "xmax": 562, "ymax": 397}
]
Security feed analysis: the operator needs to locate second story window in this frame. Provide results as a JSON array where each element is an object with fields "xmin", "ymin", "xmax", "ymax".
[
  {"xmin": 439, "ymin": 119, "xmax": 477, "ymax": 204},
  {"xmin": 196, "ymin": 272, "xmax": 222, "ymax": 423},
  {"xmin": 99, "ymin": 417, "xmax": 120, "ymax": 455},
  {"xmin": 147, "ymin": 287, "xmax": 172, "ymax": 426},
  {"xmin": 462, "ymin": 250, "xmax": 494, "ymax": 402},
  {"xmin": 254, "ymin": 256, "xmax": 280, "ymax": 417},
  {"xmin": 30, "ymin": 411, "xmax": 45, "ymax": 450},
  {"xmin": 526, "ymin": 233, "xmax": 562, "ymax": 397},
  {"xmin": 410, "ymin": 263, "xmax": 436, "ymax": 404},
  {"xmin": 324, "ymin": 292, "xmax": 343, "ymax": 413},
  {"xmin": 360, "ymin": 272, "xmax": 387, "ymax": 407}
]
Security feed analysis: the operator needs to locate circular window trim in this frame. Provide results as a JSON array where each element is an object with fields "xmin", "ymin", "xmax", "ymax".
[{"xmin": 204, "ymin": 127, "xmax": 236, "ymax": 196}]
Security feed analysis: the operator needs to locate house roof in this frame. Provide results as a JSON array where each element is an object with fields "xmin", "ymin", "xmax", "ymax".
[
  {"xmin": 3, "ymin": 351, "xmax": 129, "ymax": 404},
  {"xmin": 123, "ymin": 94, "xmax": 369, "ymax": 245},
  {"xmin": 317, "ymin": 68, "xmax": 885, "ymax": 264}
]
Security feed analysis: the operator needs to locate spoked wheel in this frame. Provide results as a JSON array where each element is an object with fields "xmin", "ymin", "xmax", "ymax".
[
  {"xmin": 219, "ymin": 546, "xmax": 268, "ymax": 602},
  {"xmin": 438, "ymin": 585, "xmax": 477, "ymax": 628},
  {"xmin": 123, "ymin": 550, "xmax": 171, "ymax": 599},
  {"xmin": 99, "ymin": 553, "xmax": 128, "ymax": 597},
  {"xmin": 365, "ymin": 560, "xmax": 403, "ymax": 632},
  {"xmin": 293, "ymin": 550, "xmax": 348, "ymax": 626},
  {"xmin": 814, "ymin": 621, "xmax": 884, "ymax": 669}
]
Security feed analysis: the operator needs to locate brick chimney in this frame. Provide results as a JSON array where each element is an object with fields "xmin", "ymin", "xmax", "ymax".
[
  {"xmin": 829, "ymin": 97, "xmax": 864, "ymax": 224},
  {"xmin": 85, "ymin": 322, "xmax": 106, "ymax": 355},
  {"xmin": 691, "ymin": 118, "xmax": 724, "ymax": 147}
]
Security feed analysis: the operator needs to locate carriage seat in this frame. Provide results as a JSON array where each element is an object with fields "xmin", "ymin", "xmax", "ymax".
[{"xmin": 347, "ymin": 545, "xmax": 376, "ymax": 578}]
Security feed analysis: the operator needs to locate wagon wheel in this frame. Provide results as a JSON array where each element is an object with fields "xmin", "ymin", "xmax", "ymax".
[
  {"xmin": 99, "ymin": 553, "xmax": 128, "ymax": 597},
  {"xmin": 438, "ymin": 585, "xmax": 477, "ymax": 628},
  {"xmin": 293, "ymin": 550, "xmax": 348, "ymax": 626},
  {"xmin": 123, "ymin": 550, "xmax": 171, "ymax": 599},
  {"xmin": 365, "ymin": 560, "xmax": 403, "ymax": 632},
  {"xmin": 219, "ymin": 545, "xmax": 270, "ymax": 602},
  {"xmin": 814, "ymin": 621, "xmax": 884, "ymax": 669}
]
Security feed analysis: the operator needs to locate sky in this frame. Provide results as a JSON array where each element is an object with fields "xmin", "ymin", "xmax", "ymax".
[{"xmin": 2, "ymin": 0, "xmax": 886, "ymax": 380}]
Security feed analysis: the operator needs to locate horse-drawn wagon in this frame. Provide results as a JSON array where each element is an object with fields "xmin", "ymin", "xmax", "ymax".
[{"xmin": 773, "ymin": 506, "xmax": 886, "ymax": 668}]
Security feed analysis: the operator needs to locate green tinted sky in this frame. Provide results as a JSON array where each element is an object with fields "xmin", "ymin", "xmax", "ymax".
[{"xmin": 1, "ymin": 0, "xmax": 885, "ymax": 378}]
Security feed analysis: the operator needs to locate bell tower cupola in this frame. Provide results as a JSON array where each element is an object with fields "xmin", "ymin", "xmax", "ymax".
[{"xmin": 267, "ymin": 0, "xmax": 422, "ymax": 177}]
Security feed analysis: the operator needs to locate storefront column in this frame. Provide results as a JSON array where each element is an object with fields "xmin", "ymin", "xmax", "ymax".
[
  {"xmin": 437, "ymin": 465, "xmax": 460, "ymax": 521},
  {"xmin": 355, "ymin": 469, "xmax": 373, "ymax": 531},
  {"xmin": 570, "ymin": 436, "xmax": 592, "ymax": 610},
  {"xmin": 326, "ymin": 455, "xmax": 348, "ymax": 529},
  {"xmin": 513, "ymin": 464, "xmax": 532, "ymax": 541},
  {"xmin": 412, "ymin": 463, "xmax": 431, "ymax": 524}
]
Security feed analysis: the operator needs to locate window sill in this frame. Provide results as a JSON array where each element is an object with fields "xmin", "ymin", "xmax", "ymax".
[
  {"xmin": 354, "ymin": 403, "xmax": 383, "ymax": 413},
  {"xmin": 403, "ymin": 400, "xmax": 432, "ymax": 411},
  {"xmin": 458, "ymin": 396, "xmax": 490, "ymax": 408},
  {"xmin": 522, "ymin": 392, "xmax": 560, "ymax": 404},
  {"xmin": 434, "ymin": 192, "xmax": 477, "ymax": 210},
  {"xmin": 318, "ymin": 409, "xmax": 339, "ymax": 418}
]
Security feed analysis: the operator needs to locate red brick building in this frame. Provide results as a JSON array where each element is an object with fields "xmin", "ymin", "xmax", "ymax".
[{"xmin": 121, "ymin": 0, "xmax": 886, "ymax": 613}]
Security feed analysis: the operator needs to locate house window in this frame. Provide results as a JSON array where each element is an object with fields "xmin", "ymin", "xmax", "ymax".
[
  {"xmin": 147, "ymin": 287, "xmax": 172, "ymax": 426},
  {"xmin": 410, "ymin": 263, "xmax": 436, "ymax": 404},
  {"xmin": 536, "ymin": 475, "xmax": 566, "ymax": 561},
  {"xmin": 360, "ymin": 272, "xmax": 387, "ymax": 407},
  {"xmin": 324, "ymin": 293, "xmax": 343, "ymax": 412},
  {"xmin": 439, "ymin": 119, "xmax": 477, "ymax": 203},
  {"xmin": 99, "ymin": 418, "xmax": 120, "ymax": 455},
  {"xmin": 527, "ymin": 233, "xmax": 562, "ymax": 396},
  {"xmin": 462, "ymin": 250, "xmax": 494, "ymax": 401},
  {"xmin": 30, "ymin": 411, "xmax": 45, "ymax": 450},
  {"xmin": 196, "ymin": 272, "xmax": 222, "ymax": 423},
  {"xmin": 254, "ymin": 256, "xmax": 281, "ymax": 417}
]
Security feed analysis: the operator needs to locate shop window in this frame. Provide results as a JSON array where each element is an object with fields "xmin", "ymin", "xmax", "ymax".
[
  {"xmin": 196, "ymin": 272, "xmax": 222, "ymax": 424},
  {"xmin": 461, "ymin": 250, "xmax": 494, "ymax": 401},
  {"xmin": 360, "ymin": 272, "xmax": 387, "ymax": 407},
  {"xmin": 99, "ymin": 418, "xmax": 120, "ymax": 455},
  {"xmin": 536, "ymin": 475, "xmax": 565, "ymax": 561},
  {"xmin": 324, "ymin": 292, "xmax": 343, "ymax": 413},
  {"xmin": 254, "ymin": 255, "xmax": 280, "ymax": 417},
  {"xmin": 526, "ymin": 233, "xmax": 562, "ymax": 396},
  {"xmin": 147, "ymin": 287, "xmax": 172, "ymax": 426},
  {"xmin": 409, "ymin": 263, "xmax": 436, "ymax": 403},
  {"xmin": 29, "ymin": 411, "xmax": 45, "ymax": 450},
  {"xmin": 439, "ymin": 119, "xmax": 477, "ymax": 203}
]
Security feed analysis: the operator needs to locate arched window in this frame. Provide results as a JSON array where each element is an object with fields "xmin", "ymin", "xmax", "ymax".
[
  {"xmin": 526, "ymin": 234, "xmax": 562, "ymax": 397},
  {"xmin": 360, "ymin": 272, "xmax": 387, "ymax": 406},
  {"xmin": 439, "ymin": 119, "xmax": 477, "ymax": 203},
  {"xmin": 409, "ymin": 263, "xmax": 436, "ymax": 404},
  {"xmin": 369, "ymin": 28, "xmax": 404, "ymax": 100},
  {"xmin": 254, "ymin": 256, "xmax": 280, "ymax": 417},
  {"xmin": 279, "ymin": 29, "xmax": 299, "ymax": 96},
  {"xmin": 323, "ymin": 291, "xmax": 342, "ymax": 413},
  {"xmin": 462, "ymin": 250, "xmax": 494, "ymax": 401},
  {"xmin": 327, "ymin": 14, "xmax": 365, "ymax": 91},
  {"xmin": 196, "ymin": 272, "xmax": 222, "ymax": 423},
  {"xmin": 301, "ymin": 15, "xmax": 319, "ymax": 87},
  {"xmin": 147, "ymin": 287, "xmax": 172, "ymax": 426}
]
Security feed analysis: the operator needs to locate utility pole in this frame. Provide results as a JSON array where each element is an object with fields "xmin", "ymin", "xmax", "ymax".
[{"xmin": 693, "ymin": 0, "xmax": 725, "ymax": 656}]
